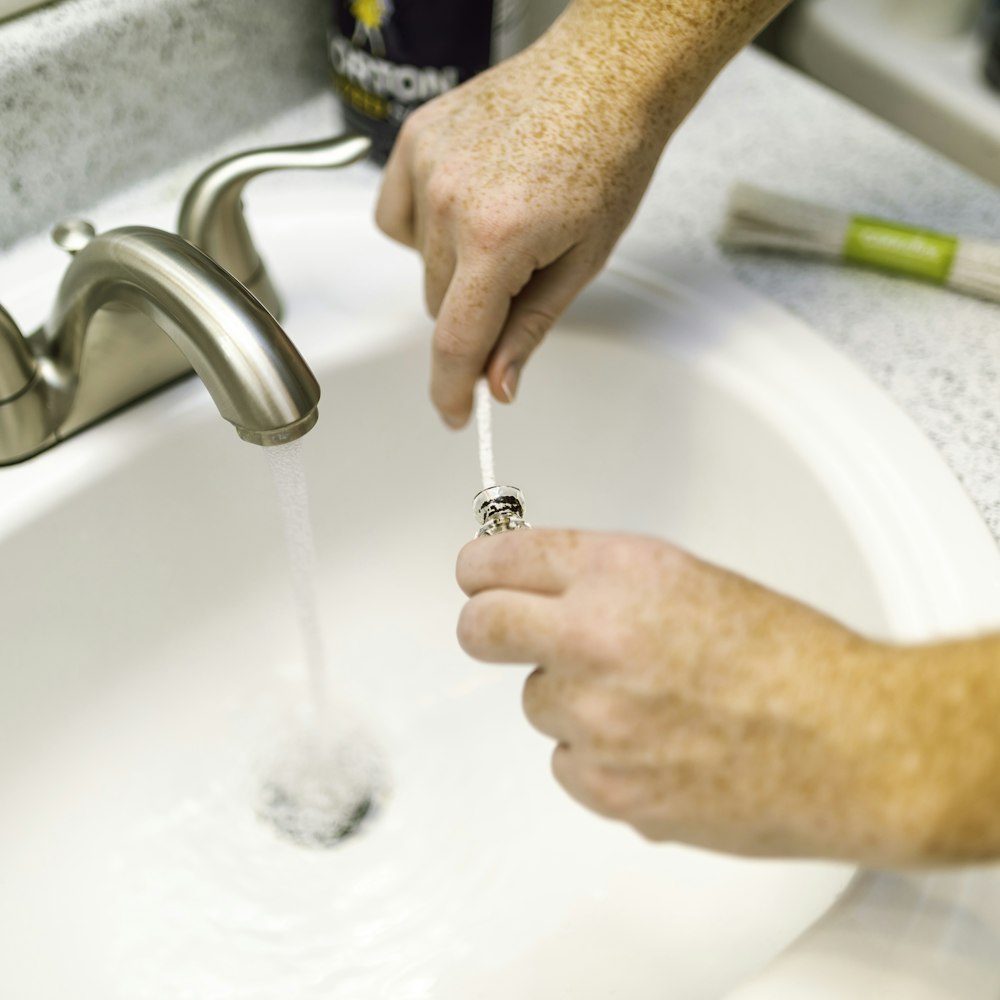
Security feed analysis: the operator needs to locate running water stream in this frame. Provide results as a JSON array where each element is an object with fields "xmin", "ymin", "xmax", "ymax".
[
  {"xmin": 264, "ymin": 440, "xmax": 330, "ymax": 718},
  {"xmin": 258, "ymin": 439, "xmax": 386, "ymax": 847}
]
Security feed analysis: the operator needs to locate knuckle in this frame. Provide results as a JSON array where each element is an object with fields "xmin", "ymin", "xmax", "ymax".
[
  {"xmin": 425, "ymin": 171, "xmax": 457, "ymax": 219},
  {"xmin": 596, "ymin": 622, "xmax": 637, "ymax": 670},
  {"xmin": 374, "ymin": 195, "xmax": 409, "ymax": 244},
  {"xmin": 567, "ymin": 688, "xmax": 608, "ymax": 740},
  {"xmin": 455, "ymin": 539, "xmax": 479, "ymax": 588},
  {"xmin": 633, "ymin": 819, "xmax": 666, "ymax": 843},
  {"xmin": 456, "ymin": 599, "xmax": 488, "ymax": 656},
  {"xmin": 578, "ymin": 764, "xmax": 633, "ymax": 819},
  {"xmin": 513, "ymin": 304, "xmax": 556, "ymax": 349},
  {"xmin": 521, "ymin": 667, "xmax": 548, "ymax": 720},
  {"xmin": 651, "ymin": 538, "xmax": 695, "ymax": 585},
  {"xmin": 566, "ymin": 686, "xmax": 636, "ymax": 755},
  {"xmin": 432, "ymin": 324, "xmax": 472, "ymax": 366},
  {"xmin": 373, "ymin": 198, "xmax": 391, "ymax": 235},
  {"xmin": 424, "ymin": 286, "xmax": 442, "ymax": 320},
  {"xmin": 395, "ymin": 111, "xmax": 426, "ymax": 152},
  {"xmin": 464, "ymin": 202, "xmax": 531, "ymax": 254},
  {"xmin": 424, "ymin": 267, "xmax": 449, "ymax": 319},
  {"xmin": 562, "ymin": 609, "xmax": 619, "ymax": 669},
  {"xmin": 598, "ymin": 535, "xmax": 646, "ymax": 575},
  {"xmin": 550, "ymin": 743, "xmax": 574, "ymax": 786}
]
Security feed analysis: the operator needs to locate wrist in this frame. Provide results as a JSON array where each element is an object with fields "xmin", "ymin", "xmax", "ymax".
[
  {"xmin": 546, "ymin": 0, "xmax": 787, "ymax": 134},
  {"xmin": 530, "ymin": 4, "xmax": 706, "ymax": 147},
  {"xmin": 856, "ymin": 639, "xmax": 1000, "ymax": 864}
]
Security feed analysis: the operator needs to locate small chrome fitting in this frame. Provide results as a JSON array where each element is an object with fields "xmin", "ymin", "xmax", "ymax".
[{"xmin": 473, "ymin": 485, "xmax": 530, "ymax": 537}]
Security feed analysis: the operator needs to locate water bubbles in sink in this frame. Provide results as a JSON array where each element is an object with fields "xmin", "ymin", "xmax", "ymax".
[{"xmin": 256, "ymin": 714, "xmax": 388, "ymax": 848}]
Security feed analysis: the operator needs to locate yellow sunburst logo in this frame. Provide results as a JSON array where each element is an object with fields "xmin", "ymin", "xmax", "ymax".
[{"xmin": 351, "ymin": 0, "xmax": 390, "ymax": 30}]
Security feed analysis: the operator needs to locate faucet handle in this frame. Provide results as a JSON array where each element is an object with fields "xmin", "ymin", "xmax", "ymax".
[
  {"xmin": 177, "ymin": 134, "xmax": 372, "ymax": 319},
  {"xmin": 51, "ymin": 218, "xmax": 97, "ymax": 256},
  {"xmin": 0, "ymin": 301, "xmax": 36, "ymax": 401}
]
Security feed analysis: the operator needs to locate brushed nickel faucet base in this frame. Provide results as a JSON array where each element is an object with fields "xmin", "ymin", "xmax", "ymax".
[{"xmin": 0, "ymin": 134, "xmax": 372, "ymax": 464}]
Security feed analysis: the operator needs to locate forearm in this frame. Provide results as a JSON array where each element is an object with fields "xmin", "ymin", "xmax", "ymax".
[
  {"xmin": 546, "ymin": 0, "xmax": 793, "ymax": 134},
  {"xmin": 875, "ymin": 635, "xmax": 1000, "ymax": 863}
]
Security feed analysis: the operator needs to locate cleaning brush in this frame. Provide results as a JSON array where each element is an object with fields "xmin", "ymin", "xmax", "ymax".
[{"xmin": 720, "ymin": 183, "xmax": 1000, "ymax": 303}]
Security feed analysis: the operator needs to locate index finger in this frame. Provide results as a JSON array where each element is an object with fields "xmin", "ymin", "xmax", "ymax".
[
  {"xmin": 457, "ymin": 529, "xmax": 584, "ymax": 597},
  {"xmin": 430, "ymin": 254, "xmax": 532, "ymax": 427},
  {"xmin": 374, "ymin": 124, "xmax": 416, "ymax": 248}
]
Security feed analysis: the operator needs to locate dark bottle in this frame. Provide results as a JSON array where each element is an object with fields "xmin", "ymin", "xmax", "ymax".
[
  {"xmin": 987, "ymin": 35, "xmax": 1000, "ymax": 91},
  {"xmin": 328, "ymin": 0, "xmax": 525, "ymax": 162},
  {"xmin": 986, "ymin": 0, "xmax": 1000, "ymax": 92}
]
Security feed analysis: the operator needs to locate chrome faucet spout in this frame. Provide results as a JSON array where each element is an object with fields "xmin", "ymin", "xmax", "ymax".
[
  {"xmin": 0, "ymin": 224, "xmax": 320, "ymax": 464},
  {"xmin": 0, "ymin": 134, "xmax": 373, "ymax": 465},
  {"xmin": 0, "ymin": 303, "xmax": 35, "ymax": 402},
  {"xmin": 46, "ymin": 226, "xmax": 320, "ymax": 446}
]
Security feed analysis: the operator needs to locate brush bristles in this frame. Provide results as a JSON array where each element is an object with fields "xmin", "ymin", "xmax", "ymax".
[
  {"xmin": 720, "ymin": 183, "xmax": 1000, "ymax": 304},
  {"xmin": 952, "ymin": 238, "xmax": 1000, "ymax": 301},
  {"xmin": 720, "ymin": 183, "xmax": 848, "ymax": 258}
]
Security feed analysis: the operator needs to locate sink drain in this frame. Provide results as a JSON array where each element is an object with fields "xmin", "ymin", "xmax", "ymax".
[{"xmin": 256, "ymin": 726, "xmax": 388, "ymax": 848}]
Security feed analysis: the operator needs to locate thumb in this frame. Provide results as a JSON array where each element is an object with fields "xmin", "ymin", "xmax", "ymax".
[{"xmin": 485, "ymin": 248, "xmax": 599, "ymax": 403}]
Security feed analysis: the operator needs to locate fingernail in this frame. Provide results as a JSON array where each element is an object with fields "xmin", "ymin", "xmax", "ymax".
[
  {"xmin": 441, "ymin": 410, "xmax": 465, "ymax": 430},
  {"xmin": 501, "ymin": 365, "xmax": 519, "ymax": 403}
]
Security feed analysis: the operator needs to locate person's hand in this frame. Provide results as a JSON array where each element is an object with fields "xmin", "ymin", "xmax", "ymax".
[
  {"xmin": 456, "ymin": 528, "xmax": 1000, "ymax": 864},
  {"xmin": 375, "ymin": 11, "xmax": 679, "ymax": 428}
]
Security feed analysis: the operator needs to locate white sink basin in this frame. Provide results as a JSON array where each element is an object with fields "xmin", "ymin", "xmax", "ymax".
[{"xmin": 2, "ymin": 168, "xmax": 1000, "ymax": 998}]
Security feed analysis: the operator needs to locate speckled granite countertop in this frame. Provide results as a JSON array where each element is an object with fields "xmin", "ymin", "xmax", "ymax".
[
  {"xmin": 2, "ymin": 0, "xmax": 1000, "ymax": 545},
  {"xmin": 0, "ymin": 0, "xmax": 328, "ymax": 245},
  {"xmin": 627, "ymin": 48, "xmax": 1000, "ymax": 542}
]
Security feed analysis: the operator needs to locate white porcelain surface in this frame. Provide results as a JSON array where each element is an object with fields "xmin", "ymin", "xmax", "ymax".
[{"xmin": 1, "ymin": 170, "xmax": 1000, "ymax": 997}]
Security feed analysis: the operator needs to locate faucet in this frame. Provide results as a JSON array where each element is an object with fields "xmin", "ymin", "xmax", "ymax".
[
  {"xmin": 0, "ymin": 133, "xmax": 372, "ymax": 465},
  {"xmin": 179, "ymin": 134, "xmax": 371, "ymax": 319}
]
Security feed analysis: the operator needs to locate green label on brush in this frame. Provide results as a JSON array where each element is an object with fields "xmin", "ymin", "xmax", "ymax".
[{"xmin": 843, "ymin": 217, "xmax": 958, "ymax": 283}]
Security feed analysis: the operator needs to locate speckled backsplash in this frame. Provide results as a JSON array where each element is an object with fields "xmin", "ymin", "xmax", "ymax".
[{"xmin": 0, "ymin": 0, "xmax": 330, "ymax": 248}]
